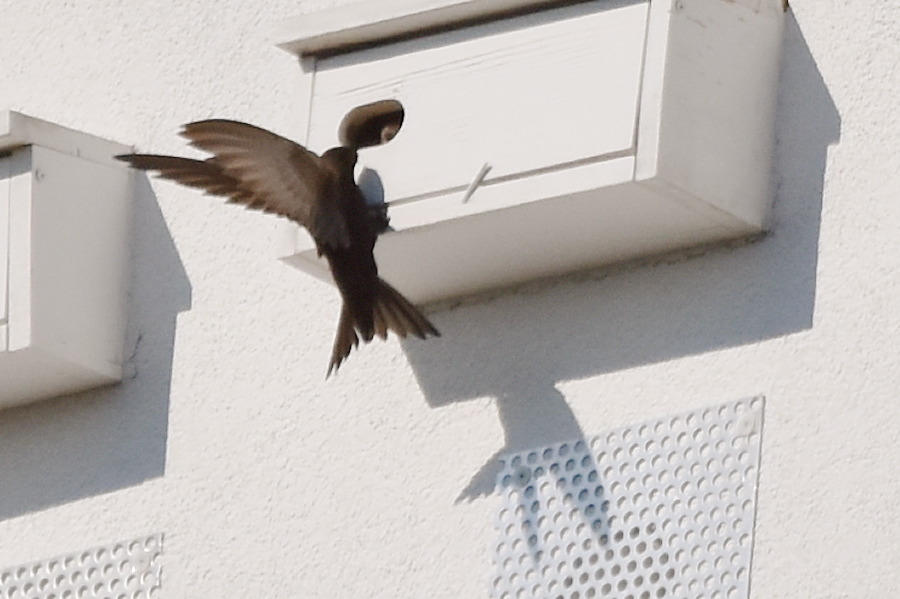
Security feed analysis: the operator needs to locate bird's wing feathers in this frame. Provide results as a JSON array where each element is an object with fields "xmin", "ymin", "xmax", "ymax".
[
  {"xmin": 116, "ymin": 154, "xmax": 254, "ymax": 202},
  {"xmin": 180, "ymin": 119, "xmax": 350, "ymax": 248}
]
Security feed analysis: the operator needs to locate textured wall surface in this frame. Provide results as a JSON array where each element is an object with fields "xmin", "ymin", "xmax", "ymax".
[{"xmin": 0, "ymin": 1, "xmax": 897, "ymax": 598}]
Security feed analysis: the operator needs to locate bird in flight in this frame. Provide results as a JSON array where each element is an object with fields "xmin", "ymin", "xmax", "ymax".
[{"xmin": 116, "ymin": 100, "xmax": 439, "ymax": 376}]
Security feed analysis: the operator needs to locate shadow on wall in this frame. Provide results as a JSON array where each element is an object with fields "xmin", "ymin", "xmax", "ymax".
[
  {"xmin": 403, "ymin": 13, "xmax": 840, "ymax": 501},
  {"xmin": 0, "ymin": 178, "xmax": 191, "ymax": 520}
]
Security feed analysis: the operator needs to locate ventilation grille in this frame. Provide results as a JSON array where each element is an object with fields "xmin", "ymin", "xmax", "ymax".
[
  {"xmin": 0, "ymin": 533, "xmax": 163, "ymax": 599},
  {"xmin": 491, "ymin": 397, "xmax": 764, "ymax": 599}
]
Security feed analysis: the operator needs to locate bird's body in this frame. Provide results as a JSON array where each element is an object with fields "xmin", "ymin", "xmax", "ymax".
[
  {"xmin": 117, "ymin": 116, "xmax": 438, "ymax": 375},
  {"xmin": 318, "ymin": 147, "xmax": 381, "ymax": 338}
]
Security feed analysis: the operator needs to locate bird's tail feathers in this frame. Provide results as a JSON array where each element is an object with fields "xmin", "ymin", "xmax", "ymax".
[
  {"xmin": 372, "ymin": 279, "xmax": 440, "ymax": 341},
  {"xmin": 327, "ymin": 304, "xmax": 359, "ymax": 378},
  {"xmin": 327, "ymin": 278, "xmax": 439, "ymax": 376}
]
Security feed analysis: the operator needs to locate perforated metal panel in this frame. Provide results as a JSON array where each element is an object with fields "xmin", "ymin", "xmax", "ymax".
[
  {"xmin": 0, "ymin": 533, "xmax": 163, "ymax": 599},
  {"xmin": 491, "ymin": 397, "xmax": 764, "ymax": 599}
]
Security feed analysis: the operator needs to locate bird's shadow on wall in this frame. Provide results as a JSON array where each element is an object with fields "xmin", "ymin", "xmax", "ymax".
[
  {"xmin": 0, "ymin": 177, "xmax": 190, "ymax": 520},
  {"xmin": 403, "ymin": 13, "xmax": 840, "ymax": 501}
]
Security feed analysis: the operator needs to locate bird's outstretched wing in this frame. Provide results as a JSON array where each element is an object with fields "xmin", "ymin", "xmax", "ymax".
[
  {"xmin": 182, "ymin": 119, "xmax": 351, "ymax": 248},
  {"xmin": 119, "ymin": 119, "xmax": 351, "ymax": 249},
  {"xmin": 116, "ymin": 154, "xmax": 253, "ymax": 202}
]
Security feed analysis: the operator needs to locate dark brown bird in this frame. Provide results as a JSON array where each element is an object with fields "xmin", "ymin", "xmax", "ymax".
[{"xmin": 116, "ymin": 103, "xmax": 439, "ymax": 376}]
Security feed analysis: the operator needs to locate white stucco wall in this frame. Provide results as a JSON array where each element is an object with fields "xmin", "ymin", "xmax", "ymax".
[{"xmin": 0, "ymin": 1, "xmax": 897, "ymax": 598}]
